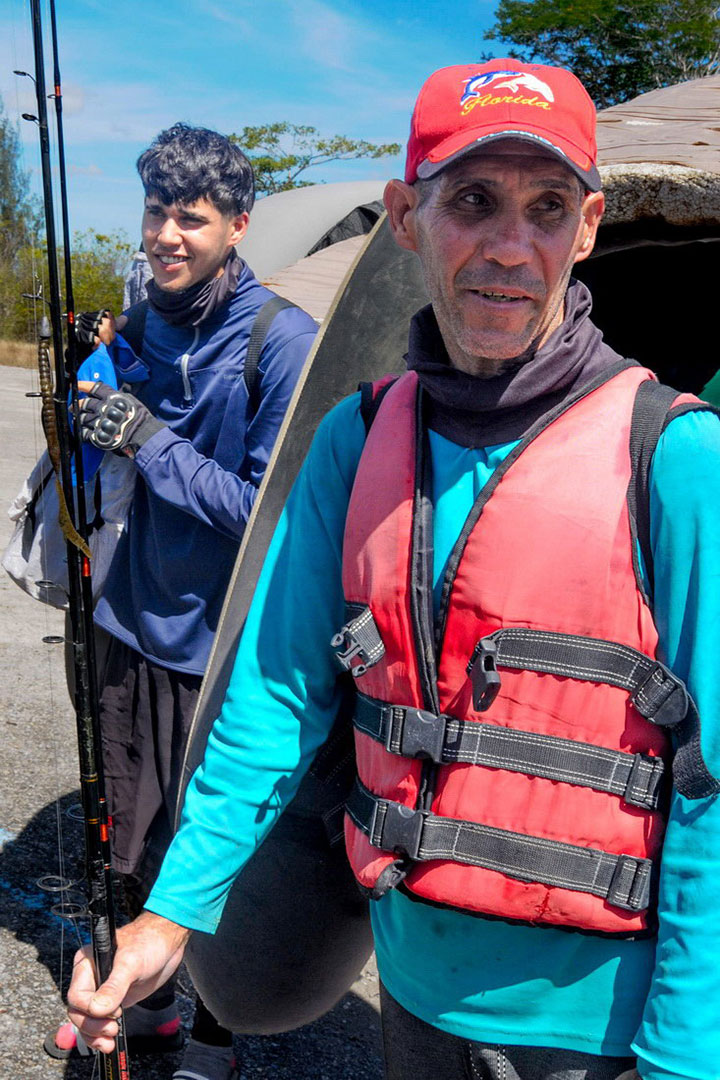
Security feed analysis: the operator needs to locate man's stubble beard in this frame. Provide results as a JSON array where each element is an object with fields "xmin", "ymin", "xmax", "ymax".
[{"xmin": 429, "ymin": 263, "xmax": 574, "ymax": 380}]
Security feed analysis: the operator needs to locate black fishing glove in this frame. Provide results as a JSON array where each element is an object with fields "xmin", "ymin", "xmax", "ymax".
[
  {"xmin": 75, "ymin": 309, "xmax": 114, "ymax": 347},
  {"xmin": 78, "ymin": 382, "xmax": 165, "ymax": 458}
]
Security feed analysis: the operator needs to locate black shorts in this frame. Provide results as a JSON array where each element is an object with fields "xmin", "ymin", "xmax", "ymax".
[{"xmin": 97, "ymin": 632, "xmax": 202, "ymax": 878}]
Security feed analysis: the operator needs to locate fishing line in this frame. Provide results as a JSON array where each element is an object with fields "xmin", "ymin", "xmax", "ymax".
[
  {"xmin": 9, "ymin": 2, "xmax": 87, "ymax": 995},
  {"xmin": 9, "ymin": 3, "xmax": 131, "ymax": 1074}
]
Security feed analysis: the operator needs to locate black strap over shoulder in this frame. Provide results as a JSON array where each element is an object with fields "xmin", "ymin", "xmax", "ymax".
[
  {"xmin": 120, "ymin": 299, "xmax": 149, "ymax": 357},
  {"xmin": 120, "ymin": 294, "xmax": 297, "ymax": 416},
  {"xmin": 245, "ymin": 296, "xmax": 297, "ymax": 415},
  {"xmin": 359, "ymin": 378, "xmax": 397, "ymax": 435},
  {"xmin": 628, "ymin": 379, "xmax": 720, "ymax": 599},
  {"xmin": 628, "ymin": 380, "xmax": 680, "ymax": 601}
]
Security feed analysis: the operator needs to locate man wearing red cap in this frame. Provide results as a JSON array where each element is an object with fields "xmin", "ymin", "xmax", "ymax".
[{"xmin": 66, "ymin": 60, "xmax": 720, "ymax": 1080}]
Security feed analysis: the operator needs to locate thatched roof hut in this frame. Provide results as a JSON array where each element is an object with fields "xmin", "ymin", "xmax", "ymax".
[
  {"xmin": 575, "ymin": 75, "xmax": 720, "ymax": 393},
  {"xmin": 596, "ymin": 75, "xmax": 720, "ymax": 233}
]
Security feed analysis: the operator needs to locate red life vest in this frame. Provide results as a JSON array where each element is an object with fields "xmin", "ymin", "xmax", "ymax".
[{"xmin": 335, "ymin": 366, "xmax": 707, "ymax": 936}]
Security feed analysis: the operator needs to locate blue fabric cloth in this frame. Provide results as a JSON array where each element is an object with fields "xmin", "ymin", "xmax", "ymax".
[
  {"xmin": 148, "ymin": 394, "xmax": 720, "ymax": 1080},
  {"xmin": 93, "ymin": 260, "xmax": 317, "ymax": 674},
  {"xmin": 72, "ymin": 343, "xmax": 119, "ymax": 482}
]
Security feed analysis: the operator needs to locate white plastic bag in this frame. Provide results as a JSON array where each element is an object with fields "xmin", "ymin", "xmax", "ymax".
[{"xmin": 2, "ymin": 452, "xmax": 136, "ymax": 610}]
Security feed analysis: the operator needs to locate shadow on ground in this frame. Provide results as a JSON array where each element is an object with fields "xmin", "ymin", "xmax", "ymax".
[
  {"xmin": 59, "ymin": 987, "xmax": 383, "ymax": 1080},
  {"xmin": 0, "ymin": 793, "xmax": 383, "ymax": 1079},
  {"xmin": 0, "ymin": 791, "xmax": 88, "ymax": 997}
]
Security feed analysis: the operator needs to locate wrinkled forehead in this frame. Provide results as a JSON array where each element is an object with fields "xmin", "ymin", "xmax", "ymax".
[{"xmin": 436, "ymin": 138, "xmax": 580, "ymax": 186}]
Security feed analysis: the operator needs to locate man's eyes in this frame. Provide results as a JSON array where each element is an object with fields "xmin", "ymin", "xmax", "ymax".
[
  {"xmin": 533, "ymin": 196, "xmax": 566, "ymax": 213},
  {"xmin": 144, "ymin": 208, "xmax": 206, "ymax": 227},
  {"xmin": 452, "ymin": 192, "xmax": 569, "ymax": 215},
  {"xmin": 457, "ymin": 191, "xmax": 492, "ymax": 209}
]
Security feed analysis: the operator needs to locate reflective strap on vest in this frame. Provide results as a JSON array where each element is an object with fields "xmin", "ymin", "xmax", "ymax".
[
  {"xmin": 331, "ymin": 604, "xmax": 386, "ymax": 678},
  {"xmin": 353, "ymin": 693, "xmax": 666, "ymax": 810},
  {"xmin": 346, "ymin": 778, "xmax": 653, "ymax": 914},
  {"xmin": 469, "ymin": 628, "xmax": 688, "ymax": 723},
  {"xmin": 468, "ymin": 628, "xmax": 720, "ymax": 801}
]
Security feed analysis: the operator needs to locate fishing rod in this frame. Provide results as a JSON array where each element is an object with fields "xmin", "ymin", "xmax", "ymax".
[{"xmin": 21, "ymin": 1, "xmax": 130, "ymax": 1075}]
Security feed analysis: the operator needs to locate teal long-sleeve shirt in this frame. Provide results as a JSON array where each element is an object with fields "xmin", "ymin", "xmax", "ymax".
[{"xmin": 147, "ymin": 393, "xmax": 720, "ymax": 1080}]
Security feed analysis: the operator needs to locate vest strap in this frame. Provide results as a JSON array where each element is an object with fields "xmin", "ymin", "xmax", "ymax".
[
  {"xmin": 469, "ymin": 628, "xmax": 688, "ymax": 724},
  {"xmin": 331, "ymin": 604, "xmax": 385, "ymax": 678},
  {"xmin": 353, "ymin": 693, "xmax": 666, "ymax": 810},
  {"xmin": 347, "ymin": 779, "xmax": 653, "ymax": 914},
  {"xmin": 467, "ymin": 627, "xmax": 720, "ymax": 801}
]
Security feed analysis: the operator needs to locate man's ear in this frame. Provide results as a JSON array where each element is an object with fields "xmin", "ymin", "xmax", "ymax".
[
  {"xmin": 573, "ymin": 191, "xmax": 604, "ymax": 265},
  {"xmin": 229, "ymin": 211, "xmax": 250, "ymax": 248},
  {"xmin": 384, "ymin": 179, "xmax": 420, "ymax": 253}
]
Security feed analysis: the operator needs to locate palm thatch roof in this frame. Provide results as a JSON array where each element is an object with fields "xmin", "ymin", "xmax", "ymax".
[{"xmin": 596, "ymin": 75, "xmax": 720, "ymax": 235}]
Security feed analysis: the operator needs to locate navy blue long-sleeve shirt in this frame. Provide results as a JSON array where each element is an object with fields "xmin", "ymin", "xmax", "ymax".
[{"xmin": 93, "ymin": 261, "xmax": 317, "ymax": 674}]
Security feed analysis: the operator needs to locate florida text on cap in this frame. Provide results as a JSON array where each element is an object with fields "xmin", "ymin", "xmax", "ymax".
[{"xmin": 405, "ymin": 59, "xmax": 601, "ymax": 192}]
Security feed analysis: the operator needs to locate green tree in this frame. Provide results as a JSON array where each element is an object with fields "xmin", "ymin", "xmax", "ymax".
[
  {"xmin": 0, "ymin": 94, "xmax": 132, "ymax": 342},
  {"xmin": 483, "ymin": 0, "xmax": 720, "ymax": 107},
  {"xmin": 2, "ymin": 230, "xmax": 133, "ymax": 343},
  {"xmin": 0, "ymin": 95, "xmax": 43, "ymax": 340},
  {"xmin": 230, "ymin": 122, "xmax": 401, "ymax": 196},
  {"xmin": 70, "ymin": 230, "xmax": 135, "ymax": 315}
]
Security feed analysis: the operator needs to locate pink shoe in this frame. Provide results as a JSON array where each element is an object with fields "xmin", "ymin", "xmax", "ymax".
[{"xmin": 44, "ymin": 1005, "xmax": 184, "ymax": 1060}]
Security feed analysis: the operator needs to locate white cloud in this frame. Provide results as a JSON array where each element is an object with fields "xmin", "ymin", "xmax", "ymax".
[
  {"xmin": 193, "ymin": 0, "xmax": 254, "ymax": 32},
  {"xmin": 62, "ymin": 80, "xmax": 182, "ymax": 144},
  {"xmin": 59, "ymin": 83, "xmax": 86, "ymax": 117},
  {"xmin": 69, "ymin": 162, "xmax": 103, "ymax": 177},
  {"xmin": 1, "ymin": 0, "xmax": 493, "ymax": 236},
  {"xmin": 285, "ymin": 0, "xmax": 379, "ymax": 72}
]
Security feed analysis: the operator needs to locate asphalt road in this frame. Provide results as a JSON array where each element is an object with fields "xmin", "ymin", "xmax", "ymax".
[{"xmin": 0, "ymin": 364, "xmax": 382, "ymax": 1080}]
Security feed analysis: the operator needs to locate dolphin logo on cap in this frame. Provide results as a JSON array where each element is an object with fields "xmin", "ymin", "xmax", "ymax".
[{"xmin": 461, "ymin": 70, "xmax": 555, "ymax": 105}]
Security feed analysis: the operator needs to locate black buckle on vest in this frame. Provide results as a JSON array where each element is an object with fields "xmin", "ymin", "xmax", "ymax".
[
  {"xmin": 467, "ymin": 636, "xmax": 501, "ymax": 712},
  {"xmin": 632, "ymin": 662, "xmax": 688, "ymax": 729},
  {"xmin": 331, "ymin": 606, "xmax": 385, "ymax": 678},
  {"xmin": 607, "ymin": 855, "xmax": 651, "ymax": 912},
  {"xmin": 378, "ymin": 801, "xmax": 426, "ymax": 860},
  {"xmin": 625, "ymin": 753, "xmax": 665, "ymax": 810},
  {"xmin": 391, "ymin": 707, "xmax": 447, "ymax": 763}
]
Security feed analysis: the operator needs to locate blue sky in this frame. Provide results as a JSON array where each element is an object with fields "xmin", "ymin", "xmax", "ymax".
[{"xmin": 1, "ymin": 0, "xmax": 501, "ymax": 242}]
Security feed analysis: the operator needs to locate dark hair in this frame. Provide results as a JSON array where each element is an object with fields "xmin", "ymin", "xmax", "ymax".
[{"xmin": 137, "ymin": 123, "xmax": 255, "ymax": 215}]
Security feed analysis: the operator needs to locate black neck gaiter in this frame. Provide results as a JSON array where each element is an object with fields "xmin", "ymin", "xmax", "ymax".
[
  {"xmin": 407, "ymin": 279, "xmax": 635, "ymax": 447},
  {"xmin": 146, "ymin": 249, "xmax": 242, "ymax": 327}
]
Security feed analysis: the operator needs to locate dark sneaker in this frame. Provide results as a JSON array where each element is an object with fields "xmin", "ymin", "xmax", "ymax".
[{"xmin": 172, "ymin": 1038, "xmax": 238, "ymax": 1080}]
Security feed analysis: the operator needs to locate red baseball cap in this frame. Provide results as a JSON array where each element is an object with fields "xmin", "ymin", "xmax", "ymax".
[{"xmin": 406, "ymin": 59, "xmax": 601, "ymax": 191}]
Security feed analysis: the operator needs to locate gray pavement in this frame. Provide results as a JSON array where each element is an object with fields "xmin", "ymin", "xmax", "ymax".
[{"xmin": 0, "ymin": 365, "xmax": 382, "ymax": 1080}]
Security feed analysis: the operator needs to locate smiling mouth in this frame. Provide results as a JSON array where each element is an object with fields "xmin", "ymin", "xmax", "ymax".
[
  {"xmin": 156, "ymin": 254, "xmax": 189, "ymax": 266},
  {"xmin": 475, "ymin": 289, "xmax": 530, "ymax": 303}
]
